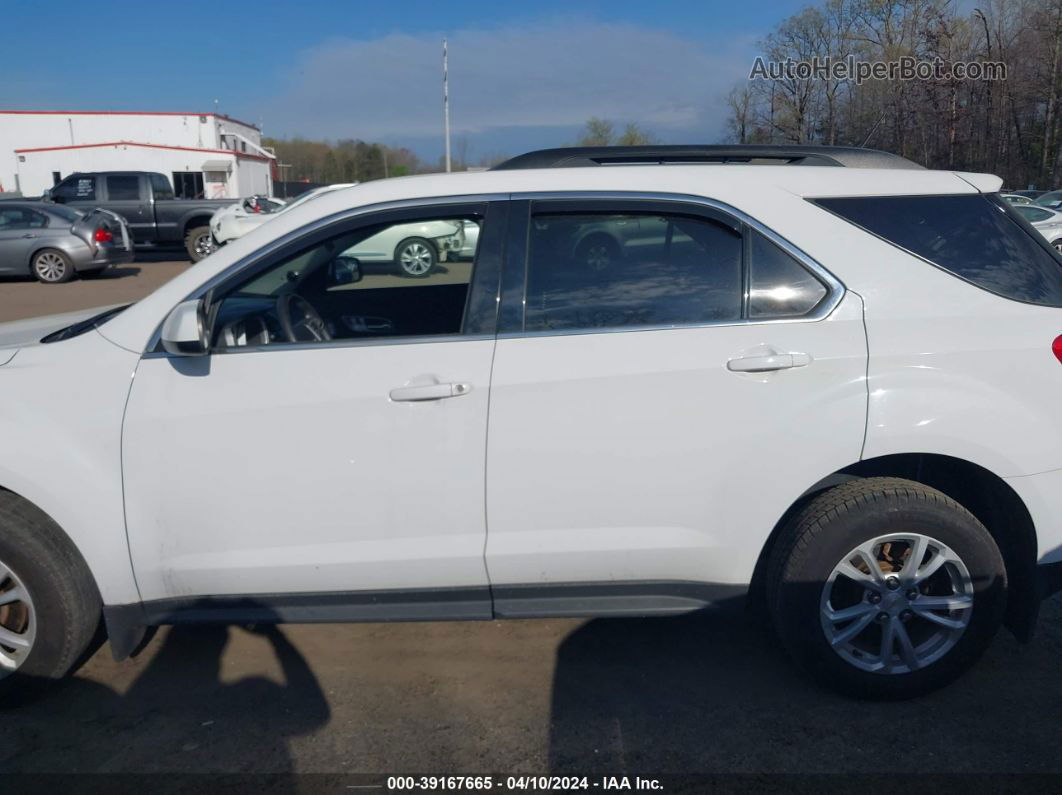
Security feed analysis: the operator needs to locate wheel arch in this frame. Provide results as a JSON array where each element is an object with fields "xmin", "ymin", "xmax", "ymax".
[
  {"xmin": 750, "ymin": 453, "xmax": 1040, "ymax": 641},
  {"xmin": 181, "ymin": 214, "xmax": 214, "ymax": 238}
]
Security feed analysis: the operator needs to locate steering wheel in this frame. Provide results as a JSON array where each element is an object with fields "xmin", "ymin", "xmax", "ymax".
[{"xmin": 276, "ymin": 293, "xmax": 332, "ymax": 343}]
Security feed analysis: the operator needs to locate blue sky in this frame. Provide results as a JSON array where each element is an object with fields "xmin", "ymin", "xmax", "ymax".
[{"xmin": 2, "ymin": 0, "xmax": 810, "ymax": 161}]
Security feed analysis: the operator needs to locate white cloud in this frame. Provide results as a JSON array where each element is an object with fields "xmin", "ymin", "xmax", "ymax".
[{"xmin": 259, "ymin": 21, "xmax": 756, "ymax": 143}]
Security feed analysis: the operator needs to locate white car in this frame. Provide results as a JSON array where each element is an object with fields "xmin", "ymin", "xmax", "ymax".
[
  {"xmin": 209, "ymin": 195, "xmax": 287, "ymax": 246},
  {"xmin": 1001, "ymin": 193, "xmax": 1034, "ymax": 205},
  {"xmin": 1014, "ymin": 204, "xmax": 1062, "ymax": 251},
  {"xmin": 3, "ymin": 145, "xmax": 1062, "ymax": 700},
  {"xmin": 211, "ymin": 183, "xmax": 469, "ymax": 277}
]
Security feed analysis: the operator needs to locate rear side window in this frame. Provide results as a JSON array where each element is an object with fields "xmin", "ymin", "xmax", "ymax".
[
  {"xmin": 814, "ymin": 194, "xmax": 1062, "ymax": 307},
  {"xmin": 525, "ymin": 213, "xmax": 743, "ymax": 332},
  {"xmin": 106, "ymin": 176, "xmax": 140, "ymax": 200},
  {"xmin": 150, "ymin": 173, "xmax": 175, "ymax": 200},
  {"xmin": 748, "ymin": 231, "xmax": 827, "ymax": 318}
]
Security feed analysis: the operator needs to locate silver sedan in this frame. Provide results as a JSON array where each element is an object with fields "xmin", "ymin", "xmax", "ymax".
[{"xmin": 0, "ymin": 201, "xmax": 133, "ymax": 283}]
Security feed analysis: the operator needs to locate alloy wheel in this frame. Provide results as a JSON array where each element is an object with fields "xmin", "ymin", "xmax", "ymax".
[
  {"xmin": 194, "ymin": 233, "xmax": 217, "ymax": 259},
  {"xmin": 399, "ymin": 242, "xmax": 433, "ymax": 276},
  {"xmin": 0, "ymin": 558, "xmax": 36, "ymax": 677},
  {"xmin": 34, "ymin": 252, "xmax": 67, "ymax": 282},
  {"xmin": 820, "ymin": 533, "xmax": 973, "ymax": 674}
]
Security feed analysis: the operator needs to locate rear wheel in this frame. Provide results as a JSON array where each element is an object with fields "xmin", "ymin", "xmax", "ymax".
[
  {"xmin": 31, "ymin": 249, "xmax": 74, "ymax": 284},
  {"xmin": 0, "ymin": 492, "xmax": 101, "ymax": 701},
  {"xmin": 1052, "ymin": 239, "xmax": 1062, "ymax": 253},
  {"xmin": 575, "ymin": 234, "xmax": 620, "ymax": 271},
  {"xmin": 767, "ymin": 477, "xmax": 1006, "ymax": 699},
  {"xmin": 185, "ymin": 226, "xmax": 216, "ymax": 262},
  {"xmin": 394, "ymin": 237, "xmax": 437, "ymax": 278}
]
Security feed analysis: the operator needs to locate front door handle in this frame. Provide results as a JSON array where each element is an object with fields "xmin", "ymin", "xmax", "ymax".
[
  {"xmin": 727, "ymin": 352, "xmax": 811, "ymax": 373},
  {"xmin": 21, "ymin": 233, "xmax": 37, "ymax": 239},
  {"xmin": 389, "ymin": 382, "xmax": 472, "ymax": 402}
]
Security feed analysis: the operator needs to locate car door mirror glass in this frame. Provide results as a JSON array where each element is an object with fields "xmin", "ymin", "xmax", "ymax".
[
  {"xmin": 328, "ymin": 255, "xmax": 362, "ymax": 287},
  {"xmin": 161, "ymin": 299, "xmax": 209, "ymax": 356}
]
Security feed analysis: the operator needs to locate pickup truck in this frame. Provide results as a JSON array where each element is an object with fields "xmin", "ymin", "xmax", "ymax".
[{"xmin": 43, "ymin": 171, "xmax": 235, "ymax": 261}]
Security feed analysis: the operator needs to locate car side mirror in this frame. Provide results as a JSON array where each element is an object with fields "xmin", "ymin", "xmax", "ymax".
[
  {"xmin": 161, "ymin": 299, "xmax": 209, "ymax": 356},
  {"xmin": 328, "ymin": 255, "xmax": 362, "ymax": 287}
]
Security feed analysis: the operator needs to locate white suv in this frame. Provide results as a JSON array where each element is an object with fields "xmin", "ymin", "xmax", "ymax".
[{"xmin": 3, "ymin": 145, "xmax": 1062, "ymax": 700}]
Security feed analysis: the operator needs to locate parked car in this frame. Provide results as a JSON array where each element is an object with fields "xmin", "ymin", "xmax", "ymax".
[
  {"xmin": 1034, "ymin": 190, "xmax": 1062, "ymax": 209},
  {"xmin": 1011, "ymin": 189, "xmax": 1046, "ymax": 200},
  {"xmin": 1013, "ymin": 204, "xmax": 1062, "ymax": 250},
  {"xmin": 211, "ymin": 184, "xmax": 354, "ymax": 246},
  {"xmin": 4, "ymin": 144, "xmax": 1062, "ymax": 701},
  {"xmin": 0, "ymin": 201, "xmax": 132, "ymax": 283},
  {"xmin": 210, "ymin": 195, "xmax": 288, "ymax": 246},
  {"xmin": 1002, "ymin": 193, "xmax": 1034, "ymax": 205},
  {"xmin": 43, "ymin": 172, "xmax": 235, "ymax": 262}
]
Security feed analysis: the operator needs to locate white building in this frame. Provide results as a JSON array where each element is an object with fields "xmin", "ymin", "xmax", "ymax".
[{"xmin": 0, "ymin": 110, "xmax": 275, "ymax": 198}]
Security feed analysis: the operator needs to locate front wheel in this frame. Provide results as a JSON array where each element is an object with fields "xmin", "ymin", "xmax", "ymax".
[
  {"xmin": 767, "ymin": 477, "xmax": 1006, "ymax": 699},
  {"xmin": 0, "ymin": 492, "xmax": 101, "ymax": 702},
  {"xmin": 185, "ymin": 226, "xmax": 217, "ymax": 262}
]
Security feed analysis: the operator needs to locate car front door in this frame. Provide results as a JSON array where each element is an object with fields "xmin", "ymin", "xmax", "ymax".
[
  {"xmin": 484, "ymin": 197, "xmax": 868, "ymax": 614},
  {"xmin": 122, "ymin": 200, "xmax": 506, "ymax": 620}
]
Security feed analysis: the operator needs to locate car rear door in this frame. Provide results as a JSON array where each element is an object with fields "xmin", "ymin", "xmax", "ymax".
[
  {"xmin": 103, "ymin": 174, "xmax": 154, "ymax": 243},
  {"xmin": 484, "ymin": 196, "xmax": 868, "ymax": 613}
]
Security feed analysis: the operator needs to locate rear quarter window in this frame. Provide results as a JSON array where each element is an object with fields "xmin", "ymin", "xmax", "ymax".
[{"xmin": 813, "ymin": 194, "xmax": 1062, "ymax": 307}]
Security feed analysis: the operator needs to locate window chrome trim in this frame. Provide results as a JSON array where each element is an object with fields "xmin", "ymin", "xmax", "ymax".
[
  {"xmin": 145, "ymin": 190, "xmax": 844, "ymax": 355},
  {"xmin": 502, "ymin": 191, "xmax": 845, "ymax": 339}
]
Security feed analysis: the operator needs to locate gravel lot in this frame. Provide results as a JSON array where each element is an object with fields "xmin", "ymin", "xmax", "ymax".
[{"xmin": 4, "ymin": 257, "xmax": 1062, "ymax": 783}]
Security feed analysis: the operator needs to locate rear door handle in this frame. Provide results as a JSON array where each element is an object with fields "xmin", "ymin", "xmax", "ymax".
[
  {"xmin": 726, "ymin": 352, "xmax": 811, "ymax": 373},
  {"xmin": 389, "ymin": 382, "xmax": 472, "ymax": 402}
]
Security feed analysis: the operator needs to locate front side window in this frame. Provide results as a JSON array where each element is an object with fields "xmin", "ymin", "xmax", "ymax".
[
  {"xmin": 106, "ymin": 176, "xmax": 140, "ymax": 200},
  {"xmin": 53, "ymin": 176, "xmax": 95, "ymax": 202},
  {"xmin": 815, "ymin": 194, "xmax": 1062, "ymax": 307},
  {"xmin": 523, "ymin": 209, "xmax": 830, "ymax": 333},
  {"xmin": 211, "ymin": 213, "xmax": 482, "ymax": 348}
]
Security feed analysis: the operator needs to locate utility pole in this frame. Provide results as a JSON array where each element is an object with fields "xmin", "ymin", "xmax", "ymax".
[{"xmin": 443, "ymin": 38, "xmax": 451, "ymax": 173}]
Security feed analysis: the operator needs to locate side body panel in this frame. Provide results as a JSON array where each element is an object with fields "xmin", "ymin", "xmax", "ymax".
[
  {"xmin": 485, "ymin": 293, "xmax": 868, "ymax": 589},
  {"xmin": 0, "ymin": 332, "xmax": 141, "ymax": 604}
]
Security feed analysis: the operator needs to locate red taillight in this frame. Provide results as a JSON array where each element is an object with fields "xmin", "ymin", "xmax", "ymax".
[
  {"xmin": 94, "ymin": 227, "xmax": 113, "ymax": 243},
  {"xmin": 1054, "ymin": 335, "xmax": 1062, "ymax": 365}
]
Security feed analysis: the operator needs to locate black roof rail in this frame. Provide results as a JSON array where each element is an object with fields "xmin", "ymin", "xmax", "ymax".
[{"xmin": 491, "ymin": 145, "xmax": 924, "ymax": 171}]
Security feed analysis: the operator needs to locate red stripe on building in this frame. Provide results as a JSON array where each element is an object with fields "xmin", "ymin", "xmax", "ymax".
[{"xmin": 14, "ymin": 140, "xmax": 272, "ymax": 163}]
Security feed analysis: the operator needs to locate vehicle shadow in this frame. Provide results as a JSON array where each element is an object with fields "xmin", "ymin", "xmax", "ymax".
[
  {"xmin": 546, "ymin": 597, "xmax": 1062, "ymax": 774},
  {"xmin": 4, "ymin": 614, "xmax": 330, "ymax": 784},
  {"xmin": 88, "ymin": 266, "xmax": 143, "ymax": 280}
]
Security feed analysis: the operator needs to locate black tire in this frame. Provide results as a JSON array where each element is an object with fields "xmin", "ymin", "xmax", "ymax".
[
  {"xmin": 575, "ymin": 233, "xmax": 620, "ymax": 271},
  {"xmin": 1052, "ymin": 239, "xmax": 1062, "ymax": 254},
  {"xmin": 394, "ymin": 237, "xmax": 437, "ymax": 278},
  {"xmin": 185, "ymin": 225, "xmax": 216, "ymax": 262},
  {"xmin": 0, "ymin": 491, "xmax": 101, "ymax": 703},
  {"xmin": 30, "ymin": 249, "xmax": 75, "ymax": 284},
  {"xmin": 767, "ymin": 477, "xmax": 1006, "ymax": 699}
]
